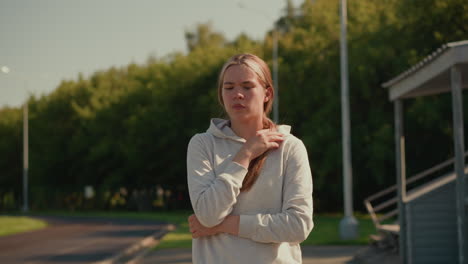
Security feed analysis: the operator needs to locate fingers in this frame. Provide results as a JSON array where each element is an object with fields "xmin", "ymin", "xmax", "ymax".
[
  {"xmin": 188, "ymin": 214, "xmax": 196, "ymax": 235},
  {"xmin": 264, "ymin": 138, "xmax": 282, "ymax": 151},
  {"xmin": 270, "ymin": 142, "xmax": 280, "ymax": 149},
  {"xmin": 265, "ymin": 132, "xmax": 285, "ymax": 140},
  {"xmin": 189, "ymin": 220, "xmax": 213, "ymax": 238},
  {"xmin": 267, "ymin": 131, "xmax": 285, "ymax": 137},
  {"xmin": 243, "ymin": 131, "xmax": 285, "ymax": 159},
  {"xmin": 257, "ymin": 130, "xmax": 284, "ymax": 137},
  {"xmin": 189, "ymin": 222, "xmax": 198, "ymax": 238},
  {"xmin": 255, "ymin": 129, "xmax": 270, "ymax": 135},
  {"xmin": 258, "ymin": 132, "xmax": 284, "ymax": 143},
  {"xmin": 267, "ymin": 135, "xmax": 284, "ymax": 142},
  {"xmin": 188, "ymin": 214, "xmax": 203, "ymax": 238},
  {"xmin": 265, "ymin": 133, "xmax": 284, "ymax": 149}
]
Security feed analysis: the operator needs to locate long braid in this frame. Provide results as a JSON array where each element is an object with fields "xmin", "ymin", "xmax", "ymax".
[{"xmin": 240, "ymin": 116, "xmax": 276, "ymax": 192}]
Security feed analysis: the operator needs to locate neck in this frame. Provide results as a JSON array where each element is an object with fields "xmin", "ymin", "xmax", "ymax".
[{"xmin": 230, "ymin": 116, "xmax": 264, "ymax": 139}]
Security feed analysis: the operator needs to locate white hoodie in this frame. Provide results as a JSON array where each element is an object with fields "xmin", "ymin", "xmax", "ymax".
[{"xmin": 187, "ymin": 118, "xmax": 313, "ymax": 264}]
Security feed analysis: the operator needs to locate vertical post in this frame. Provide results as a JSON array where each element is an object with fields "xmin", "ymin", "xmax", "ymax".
[
  {"xmin": 450, "ymin": 65, "xmax": 465, "ymax": 264},
  {"xmin": 273, "ymin": 29, "xmax": 279, "ymax": 123},
  {"xmin": 339, "ymin": 0, "xmax": 358, "ymax": 240},
  {"xmin": 22, "ymin": 102, "xmax": 29, "ymax": 213},
  {"xmin": 395, "ymin": 99, "xmax": 407, "ymax": 263}
]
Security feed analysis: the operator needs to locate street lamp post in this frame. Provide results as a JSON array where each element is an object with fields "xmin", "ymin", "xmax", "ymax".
[
  {"xmin": 1, "ymin": 65, "xmax": 29, "ymax": 213},
  {"xmin": 237, "ymin": 2, "xmax": 279, "ymax": 123},
  {"xmin": 22, "ymin": 100, "xmax": 29, "ymax": 213},
  {"xmin": 338, "ymin": 0, "xmax": 358, "ymax": 239},
  {"xmin": 272, "ymin": 30, "xmax": 279, "ymax": 123}
]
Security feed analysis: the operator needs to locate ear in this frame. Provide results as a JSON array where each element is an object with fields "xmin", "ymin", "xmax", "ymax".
[{"xmin": 264, "ymin": 87, "xmax": 273, "ymax": 102}]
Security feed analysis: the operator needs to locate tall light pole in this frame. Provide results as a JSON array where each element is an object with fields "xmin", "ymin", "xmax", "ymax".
[
  {"xmin": 338, "ymin": 0, "xmax": 358, "ymax": 239},
  {"xmin": 272, "ymin": 30, "xmax": 279, "ymax": 124},
  {"xmin": 22, "ymin": 97, "xmax": 29, "ymax": 213},
  {"xmin": 237, "ymin": 2, "xmax": 279, "ymax": 123},
  {"xmin": 1, "ymin": 65, "xmax": 29, "ymax": 213}
]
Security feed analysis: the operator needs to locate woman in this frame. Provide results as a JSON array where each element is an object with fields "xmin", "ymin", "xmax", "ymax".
[{"xmin": 187, "ymin": 53, "xmax": 313, "ymax": 263}]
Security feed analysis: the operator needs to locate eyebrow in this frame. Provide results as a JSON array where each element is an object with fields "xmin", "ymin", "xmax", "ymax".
[{"xmin": 223, "ymin": 81, "xmax": 255, "ymax": 85}]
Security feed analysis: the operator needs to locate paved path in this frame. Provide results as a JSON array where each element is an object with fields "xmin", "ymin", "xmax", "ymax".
[
  {"xmin": 302, "ymin": 245, "xmax": 363, "ymax": 264},
  {"xmin": 141, "ymin": 245, "xmax": 365, "ymax": 264},
  {"xmin": 0, "ymin": 216, "xmax": 167, "ymax": 264}
]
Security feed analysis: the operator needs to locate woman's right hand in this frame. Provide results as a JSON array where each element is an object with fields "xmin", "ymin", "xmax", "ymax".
[{"xmin": 233, "ymin": 129, "xmax": 284, "ymax": 168}]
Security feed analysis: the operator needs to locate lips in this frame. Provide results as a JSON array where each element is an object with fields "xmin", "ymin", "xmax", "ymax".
[{"xmin": 232, "ymin": 104, "xmax": 245, "ymax": 110}]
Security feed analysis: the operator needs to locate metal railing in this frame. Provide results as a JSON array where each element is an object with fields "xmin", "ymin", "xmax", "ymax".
[{"xmin": 364, "ymin": 152, "xmax": 468, "ymax": 233}]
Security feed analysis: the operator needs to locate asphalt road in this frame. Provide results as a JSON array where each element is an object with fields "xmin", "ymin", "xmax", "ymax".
[{"xmin": 0, "ymin": 215, "xmax": 167, "ymax": 264}]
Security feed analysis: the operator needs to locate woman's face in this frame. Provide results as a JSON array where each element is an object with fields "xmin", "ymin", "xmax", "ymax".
[{"xmin": 221, "ymin": 65, "xmax": 270, "ymax": 122}]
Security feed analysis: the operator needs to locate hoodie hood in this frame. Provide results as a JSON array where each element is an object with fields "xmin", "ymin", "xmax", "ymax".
[{"xmin": 207, "ymin": 118, "xmax": 291, "ymax": 143}]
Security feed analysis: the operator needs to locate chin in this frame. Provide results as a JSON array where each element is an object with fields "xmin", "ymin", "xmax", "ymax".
[{"xmin": 230, "ymin": 114, "xmax": 261, "ymax": 123}]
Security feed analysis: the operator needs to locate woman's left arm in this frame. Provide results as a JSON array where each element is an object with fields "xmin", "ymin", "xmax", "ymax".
[
  {"xmin": 190, "ymin": 139, "xmax": 313, "ymax": 243},
  {"xmin": 237, "ymin": 139, "xmax": 313, "ymax": 243}
]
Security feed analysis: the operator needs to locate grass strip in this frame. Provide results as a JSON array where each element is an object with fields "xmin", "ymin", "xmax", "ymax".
[
  {"xmin": 0, "ymin": 216, "xmax": 48, "ymax": 237},
  {"xmin": 302, "ymin": 213, "xmax": 375, "ymax": 245}
]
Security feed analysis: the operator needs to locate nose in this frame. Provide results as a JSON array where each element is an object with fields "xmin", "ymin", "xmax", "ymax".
[{"xmin": 233, "ymin": 87, "xmax": 244, "ymax": 99}]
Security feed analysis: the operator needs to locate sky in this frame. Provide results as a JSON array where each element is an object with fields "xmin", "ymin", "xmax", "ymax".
[{"xmin": 0, "ymin": 0, "xmax": 302, "ymax": 107}]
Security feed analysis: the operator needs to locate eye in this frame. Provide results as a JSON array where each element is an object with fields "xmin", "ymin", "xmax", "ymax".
[{"xmin": 223, "ymin": 86, "xmax": 233, "ymax": 90}]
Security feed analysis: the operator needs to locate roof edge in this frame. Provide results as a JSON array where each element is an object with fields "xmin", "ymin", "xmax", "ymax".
[{"xmin": 382, "ymin": 40, "xmax": 468, "ymax": 89}]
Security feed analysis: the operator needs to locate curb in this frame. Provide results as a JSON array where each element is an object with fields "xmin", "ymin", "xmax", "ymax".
[{"xmin": 93, "ymin": 223, "xmax": 176, "ymax": 264}]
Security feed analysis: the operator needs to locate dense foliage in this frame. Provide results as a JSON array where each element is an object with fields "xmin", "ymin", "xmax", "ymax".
[{"xmin": 1, "ymin": 0, "xmax": 467, "ymax": 212}]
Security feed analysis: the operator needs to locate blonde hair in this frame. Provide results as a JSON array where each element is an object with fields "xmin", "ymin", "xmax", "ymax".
[{"xmin": 217, "ymin": 53, "xmax": 277, "ymax": 192}]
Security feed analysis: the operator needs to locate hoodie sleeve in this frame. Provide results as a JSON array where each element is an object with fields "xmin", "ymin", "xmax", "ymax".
[
  {"xmin": 237, "ymin": 139, "xmax": 313, "ymax": 243},
  {"xmin": 187, "ymin": 134, "xmax": 248, "ymax": 228}
]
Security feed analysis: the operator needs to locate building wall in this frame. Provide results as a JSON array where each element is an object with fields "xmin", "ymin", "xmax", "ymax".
[{"xmin": 406, "ymin": 181, "xmax": 458, "ymax": 264}]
